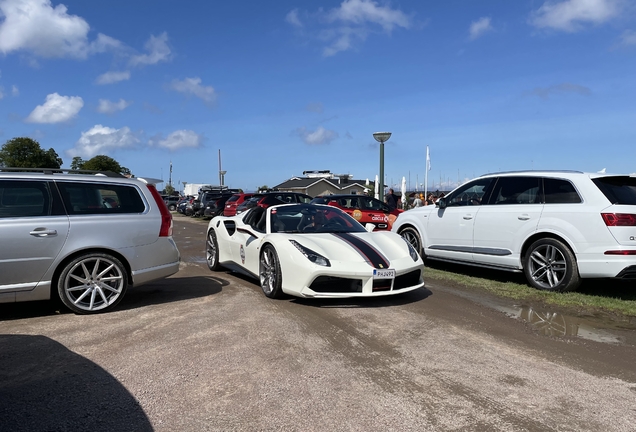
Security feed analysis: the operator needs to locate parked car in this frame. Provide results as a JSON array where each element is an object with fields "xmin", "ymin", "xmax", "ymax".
[
  {"xmin": 223, "ymin": 193, "xmax": 254, "ymax": 216},
  {"xmin": 206, "ymin": 203, "xmax": 425, "ymax": 298},
  {"xmin": 310, "ymin": 194, "xmax": 402, "ymax": 231},
  {"xmin": 164, "ymin": 195, "xmax": 181, "ymax": 211},
  {"xmin": 0, "ymin": 168, "xmax": 181, "ymax": 314},
  {"xmin": 191, "ymin": 187, "xmax": 240, "ymax": 218},
  {"xmin": 177, "ymin": 196, "xmax": 194, "ymax": 214},
  {"xmin": 235, "ymin": 192, "xmax": 312, "ymax": 215},
  {"xmin": 203, "ymin": 194, "xmax": 234, "ymax": 218},
  {"xmin": 391, "ymin": 170, "xmax": 636, "ymax": 293}
]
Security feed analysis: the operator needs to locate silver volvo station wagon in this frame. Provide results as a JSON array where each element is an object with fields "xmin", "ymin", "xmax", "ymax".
[{"xmin": 0, "ymin": 168, "xmax": 181, "ymax": 314}]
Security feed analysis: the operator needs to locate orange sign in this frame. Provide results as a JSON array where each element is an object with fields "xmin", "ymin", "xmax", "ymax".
[{"xmin": 352, "ymin": 209, "xmax": 362, "ymax": 220}]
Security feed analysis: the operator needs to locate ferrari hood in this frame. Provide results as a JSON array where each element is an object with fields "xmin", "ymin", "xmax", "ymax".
[{"xmin": 285, "ymin": 231, "xmax": 410, "ymax": 268}]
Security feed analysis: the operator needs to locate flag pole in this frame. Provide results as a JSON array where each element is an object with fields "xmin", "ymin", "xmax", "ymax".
[{"xmin": 424, "ymin": 146, "xmax": 430, "ymax": 201}]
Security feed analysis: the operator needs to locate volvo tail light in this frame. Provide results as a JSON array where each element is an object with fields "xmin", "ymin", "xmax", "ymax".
[
  {"xmin": 601, "ymin": 213, "xmax": 636, "ymax": 226},
  {"xmin": 147, "ymin": 184, "xmax": 173, "ymax": 237}
]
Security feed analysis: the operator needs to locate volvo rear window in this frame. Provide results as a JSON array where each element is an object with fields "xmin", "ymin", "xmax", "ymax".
[
  {"xmin": 57, "ymin": 182, "xmax": 146, "ymax": 214},
  {"xmin": 592, "ymin": 176, "xmax": 636, "ymax": 205}
]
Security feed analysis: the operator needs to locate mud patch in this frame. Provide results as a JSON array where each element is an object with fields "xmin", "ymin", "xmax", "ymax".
[{"xmin": 499, "ymin": 375, "xmax": 527, "ymax": 387}]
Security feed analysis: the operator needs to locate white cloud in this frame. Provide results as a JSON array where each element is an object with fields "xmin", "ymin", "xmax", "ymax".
[
  {"xmin": 148, "ymin": 130, "xmax": 204, "ymax": 151},
  {"xmin": 621, "ymin": 29, "xmax": 636, "ymax": 45},
  {"xmin": 25, "ymin": 92, "xmax": 83, "ymax": 123},
  {"xmin": 294, "ymin": 126, "xmax": 338, "ymax": 145},
  {"xmin": 69, "ymin": 124, "xmax": 140, "ymax": 158},
  {"xmin": 527, "ymin": 82, "xmax": 592, "ymax": 99},
  {"xmin": 95, "ymin": 70, "xmax": 131, "ymax": 85},
  {"xmin": 169, "ymin": 77, "xmax": 216, "ymax": 105},
  {"xmin": 288, "ymin": 0, "xmax": 411, "ymax": 57},
  {"xmin": 0, "ymin": 0, "xmax": 122, "ymax": 58},
  {"xmin": 529, "ymin": 0, "xmax": 622, "ymax": 32},
  {"xmin": 11, "ymin": 84, "xmax": 18, "ymax": 96},
  {"xmin": 327, "ymin": 0, "xmax": 411, "ymax": 32},
  {"xmin": 469, "ymin": 17, "xmax": 493, "ymax": 40},
  {"xmin": 129, "ymin": 32, "xmax": 171, "ymax": 67},
  {"xmin": 286, "ymin": 9, "xmax": 302, "ymax": 27},
  {"xmin": 96, "ymin": 98, "xmax": 132, "ymax": 114}
]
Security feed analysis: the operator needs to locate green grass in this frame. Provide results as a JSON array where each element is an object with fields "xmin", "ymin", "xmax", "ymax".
[{"xmin": 425, "ymin": 261, "xmax": 636, "ymax": 318}]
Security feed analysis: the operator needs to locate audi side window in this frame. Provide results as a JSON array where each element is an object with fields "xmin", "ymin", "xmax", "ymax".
[
  {"xmin": 544, "ymin": 179, "xmax": 582, "ymax": 204},
  {"xmin": 492, "ymin": 177, "xmax": 541, "ymax": 205},
  {"xmin": 446, "ymin": 178, "xmax": 494, "ymax": 207}
]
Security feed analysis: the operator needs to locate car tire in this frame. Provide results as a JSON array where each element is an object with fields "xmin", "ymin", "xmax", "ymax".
[
  {"xmin": 259, "ymin": 245, "xmax": 284, "ymax": 299},
  {"xmin": 57, "ymin": 253, "xmax": 128, "ymax": 314},
  {"xmin": 169, "ymin": 204, "xmax": 176, "ymax": 211},
  {"xmin": 523, "ymin": 238, "xmax": 580, "ymax": 292},
  {"xmin": 399, "ymin": 226, "xmax": 424, "ymax": 258},
  {"xmin": 206, "ymin": 229, "xmax": 222, "ymax": 271}
]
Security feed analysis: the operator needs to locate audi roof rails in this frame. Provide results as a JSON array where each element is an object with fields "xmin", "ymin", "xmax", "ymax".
[{"xmin": 0, "ymin": 167, "xmax": 126, "ymax": 177}]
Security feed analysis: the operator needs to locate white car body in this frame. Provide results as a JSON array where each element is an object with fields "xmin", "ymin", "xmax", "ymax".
[
  {"xmin": 392, "ymin": 170, "xmax": 636, "ymax": 292},
  {"xmin": 206, "ymin": 204, "xmax": 425, "ymax": 298}
]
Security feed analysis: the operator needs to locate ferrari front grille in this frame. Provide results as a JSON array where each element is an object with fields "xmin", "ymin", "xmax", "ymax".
[
  {"xmin": 393, "ymin": 269, "xmax": 421, "ymax": 290},
  {"xmin": 310, "ymin": 276, "xmax": 363, "ymax": 293}
]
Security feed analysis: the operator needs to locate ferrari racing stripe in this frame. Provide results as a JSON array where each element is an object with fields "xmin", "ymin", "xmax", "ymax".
[{"xmin": 331, "ymin": 233, "xmax": 390, "ymax": 269}]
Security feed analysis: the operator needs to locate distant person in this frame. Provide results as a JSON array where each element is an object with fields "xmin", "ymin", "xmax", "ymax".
[
  {"xmin": 426, "ymin": 193, "xmax": 436, "ymax": 206},
  {"xmin": 412, "ymin": 194, "xmax": 423, "ymax": 208},
  {"xmin": 385, "ymin": 188, "xmax": 398, "ymax": 211}
]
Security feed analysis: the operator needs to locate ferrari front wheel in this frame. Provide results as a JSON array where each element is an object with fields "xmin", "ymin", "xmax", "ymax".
[
  {"xmin": 259, "ymin": 245, "xmax": 284, "ymax": 299},
  {"xmin": 206, "ymin": 229, "xmax": 221, "ymax": 271}
]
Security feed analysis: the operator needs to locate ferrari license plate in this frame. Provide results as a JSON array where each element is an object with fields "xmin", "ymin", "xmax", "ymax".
[{"xmin": 373, "ymin": 268, "xmax": 395, "ymax": 279}]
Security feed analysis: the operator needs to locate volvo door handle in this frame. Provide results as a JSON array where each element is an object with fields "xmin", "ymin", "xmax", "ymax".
[
  {"xmin": 30, "ymin": 228, "xmax": 58, "ymax": 237},
  {"xmin": 518, "ymin": 215, "xmax": 530, "ymax": 221},
  {"xmin": 463, "ymin": 215, "xmax": 473, "ymax": 220}
]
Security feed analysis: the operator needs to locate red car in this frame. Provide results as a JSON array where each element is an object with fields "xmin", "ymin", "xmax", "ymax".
[
  {"xmin": 310, "ymin": 194, "xmax": 402, "ymax": 230},
  {"xmin": 223, "ymin": 193, "xmax": 254, "ymax": 216}
]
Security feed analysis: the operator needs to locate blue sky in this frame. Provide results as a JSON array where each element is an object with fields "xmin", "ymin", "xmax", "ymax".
[{"xmin": 1, "ymin": 0, "xmax": 635, "ymax": 193}]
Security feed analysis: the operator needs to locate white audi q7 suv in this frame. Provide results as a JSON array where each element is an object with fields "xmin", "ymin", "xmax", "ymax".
[{"xmin": 392, "ymin": 171, "xmax": 636, "ymax": 292}]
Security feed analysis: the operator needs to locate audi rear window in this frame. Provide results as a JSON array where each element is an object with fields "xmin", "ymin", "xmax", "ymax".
[{"xmin": 592, "ymin": 176, "xmax": 636, "ymax": 205}]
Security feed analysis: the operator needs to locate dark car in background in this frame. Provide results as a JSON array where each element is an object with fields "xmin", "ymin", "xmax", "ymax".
[
  {"xmin": 203, "ymin": 194, "xmax": 234, "ymax": 218},
  {"xmin": 191, "ymin": 187, "xmax": 240, "ymax": 218},
  {"xmin": 310, "ymin": 194, "xmax": 402, "ymax": 231},
  {"xmin": 164, "ymin": 195, "xmax": 181, "ymax": 211},
  {"xmin": 235, "ymin": 192, "xmax": 312, "ymax": 215}
]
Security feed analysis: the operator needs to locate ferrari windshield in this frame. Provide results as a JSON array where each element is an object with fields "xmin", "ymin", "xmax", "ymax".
[{"xmin": 271, "ymin": 204, "xmax": 366, "ymax": 233}]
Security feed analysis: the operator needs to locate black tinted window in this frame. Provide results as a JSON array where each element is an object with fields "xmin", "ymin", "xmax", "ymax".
[
  {"xmin": 0, "ymin": 180, "xmax": 55, "ymax": 218},
  {"xmin": 544, "ymin": 178, "xmax": 581, "ymax": 204},
  {"xmin": 491, "ymin": 177, "xmax": 540, "ymax": 205},
  {"xmin": 592, "ymin": 176, "xmax": 636, "ymax": 205},
  {"xmin": 57, "ymin": 182, "xmax": 146, "ymax": 214},
  {"xmin": 446, "ymin": 178, "xmax": 494, "ymax": 207}
]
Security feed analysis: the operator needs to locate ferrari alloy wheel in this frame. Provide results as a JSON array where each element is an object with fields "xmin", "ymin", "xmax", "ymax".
[
  {"xmin": 524, "ymin": 238, "xmax": 580, "ymax": 292},
  {"xmin": 58, "ymin": 253, "xmax": 128, "ymax": 314},
  {"xmin": 259, "ymin": 245, "xmax": 284, "ymax": 299},
  {"xmin": 206, "ymin": 229, "xmax": 221, "ymax": 271},
  {"xmin": 399, "ymin": 227, "xmax": 423, "ymax": 258}
]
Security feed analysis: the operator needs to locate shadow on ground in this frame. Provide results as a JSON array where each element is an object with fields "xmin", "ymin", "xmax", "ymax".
[
  {"xmin": 0, "ymin": 334, "xmax": 153, "ymax": 432},
  {"xmin": 0, "ymin": 275, "xmax": 227, "ymax": 320}
]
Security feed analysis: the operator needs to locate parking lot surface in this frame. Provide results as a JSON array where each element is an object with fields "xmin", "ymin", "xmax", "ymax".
[{"xmin": 2, "ymin": 216, "xmax": 636, "ymax": 431}]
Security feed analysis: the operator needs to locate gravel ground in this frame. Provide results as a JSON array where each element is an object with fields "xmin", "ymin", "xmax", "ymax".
[{"xmin": 1, "ymin": 216, "xmax": 636, "ymax": 432}]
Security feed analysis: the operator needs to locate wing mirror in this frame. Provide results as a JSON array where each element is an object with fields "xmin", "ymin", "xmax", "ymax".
[
  {"xmin": 437, "ymin": 197, "xmax": 447, "ymax": 209},
  {"xmin": 365, "ymin": 223, "xmax": 375, "ymax": 232}
]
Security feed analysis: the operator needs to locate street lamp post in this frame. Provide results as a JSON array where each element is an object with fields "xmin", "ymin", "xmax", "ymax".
[
  {"xmin": 219, "ymin": 170, "xmax": 227, "ymax": 186},
  {"xmin": 373, "ymin": 132, "xmax": 392, "ymax": 199}
]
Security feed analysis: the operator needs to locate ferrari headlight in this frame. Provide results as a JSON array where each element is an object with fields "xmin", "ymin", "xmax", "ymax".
[
  {"xmin": 402, "ymin": 237, "xmax": 419, "ymax": 261},
  {"xmin": 290, "ymin": 240, "xmax": 331, "ymax": 267}
]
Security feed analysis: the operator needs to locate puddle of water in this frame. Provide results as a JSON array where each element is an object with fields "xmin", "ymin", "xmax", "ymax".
[{"xmin": 494, "ymin": 304, "xmax": 625, "ymax": 344}]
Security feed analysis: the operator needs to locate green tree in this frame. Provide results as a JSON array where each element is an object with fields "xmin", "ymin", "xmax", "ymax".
[
  {"xmin": 81, "ymin": 155, "xmax": 123, "ymax": 174},
  {"xmin": 0, "ymin": 137, "xmax": 63, "ymax": 168},
  {"xmin": 164, "ymin": 184, "xmax": 175, "ymax": 196},
  {"xmin": 70, "ymin": 156, "xmax": 85, "ymax": 170}
]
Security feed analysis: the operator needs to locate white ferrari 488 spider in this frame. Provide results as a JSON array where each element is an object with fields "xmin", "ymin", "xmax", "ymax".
[{"xmin": 205, "ymin": 203, "xmax": 425, "ymax": 299}]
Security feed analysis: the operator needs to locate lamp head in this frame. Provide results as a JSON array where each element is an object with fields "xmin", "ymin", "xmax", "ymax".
[{"xmin": 373, "ymin": 132, "xmax": 392, "ymax": 143}]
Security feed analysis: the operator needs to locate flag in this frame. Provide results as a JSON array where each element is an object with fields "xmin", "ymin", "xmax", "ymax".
[{"xmin": 426, "ymin": 146, "xmax": 431, "ymax": 171}]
